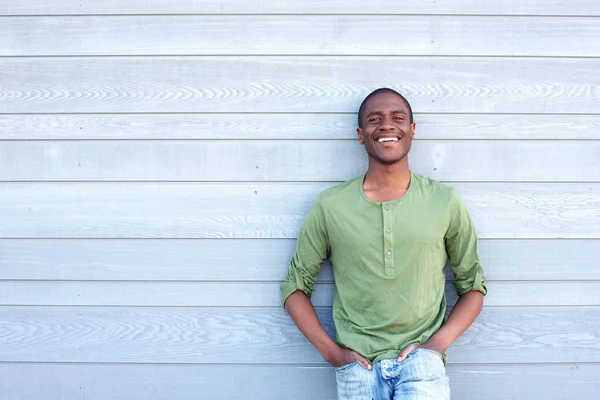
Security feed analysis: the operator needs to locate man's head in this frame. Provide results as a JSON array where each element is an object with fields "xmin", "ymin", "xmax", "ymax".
[
  {"xmin": 357, "ymin": 88, "xmax": 416, "ymax": 166},
  {"xmin": 358, "ymin": 88, "xmax": 413, "ymax": 128}
]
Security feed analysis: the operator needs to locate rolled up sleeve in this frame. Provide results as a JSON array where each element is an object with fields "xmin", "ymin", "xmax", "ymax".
[
  {"xmin": 445, "ymin": 189, "xmax": 487, "ymax": 296},
  {"xmin": 281, "ymin": 194, "xmax": 330, "ymax": 307}
]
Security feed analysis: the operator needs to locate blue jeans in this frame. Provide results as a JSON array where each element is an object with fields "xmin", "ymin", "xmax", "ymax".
[{"xmin": 335, "ymin": 349, "xmax": 450, "ymax": 400}]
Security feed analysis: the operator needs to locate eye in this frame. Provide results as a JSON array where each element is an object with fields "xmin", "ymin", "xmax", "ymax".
[
  {"xmin": 368, "ymin": 117, "xmax": 381, "ymax": 123},
  {"xmin": 393, "ymin": 116, "xmax": 405, "ymax": 121}
]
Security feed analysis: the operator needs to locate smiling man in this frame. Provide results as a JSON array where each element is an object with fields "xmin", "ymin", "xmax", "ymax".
[{"xmin": 281, "ymin": 88, "xmax": 487, "ymax": 400}]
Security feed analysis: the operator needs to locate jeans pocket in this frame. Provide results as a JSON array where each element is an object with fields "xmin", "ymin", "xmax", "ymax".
[
  {"xmin": 335, "ymin": 361, "xmax": 358, "ymax": 373},
  {"xmin": 415, "ymin": 348, "xmax": 443, "ymax": 359}
]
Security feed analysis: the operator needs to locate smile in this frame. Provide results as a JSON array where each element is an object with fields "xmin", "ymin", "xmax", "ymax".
[{"xmin": 377, "ymin": 137, "xmax": 399, "ymax": 143}]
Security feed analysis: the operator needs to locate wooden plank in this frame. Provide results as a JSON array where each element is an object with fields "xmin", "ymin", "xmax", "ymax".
[
  {"xmin": 1, "ymin": 140, "xmax": 598, "ymax": 182},
  {"xmin": 0, "ymin": 239, "xmax": 304, "ymax": 281},
  {"xmin": 1, "ymin": 281, "xmax": 599, "ymax": 307},
  {"xmin": 0, "ymin": 363, "xmax": 596, "ymax": 400},
  {"xmin": 1, "ymin": 306, "xmax": 599, "ymax": 363},
  {"xmin": 1, "ymin": 183, "xmax": 598, "ymax": 239},
  {"xmin": 1, "ymin": 57, "xmax": 598, "ymax": 114},
  {"xmin": 2, "ymin": 113, "xmax": 600, "ymax": 140},
  {"xmin": 3, "ymin": 239, "xmax": 599, "ymax": 281},
  {"xmin": 3, "ymin": 16, "xmax": 600, "ymax": 57},
  {"xmin": 1, "ymin": 0, "xmax": 599, "ymax": 16}
]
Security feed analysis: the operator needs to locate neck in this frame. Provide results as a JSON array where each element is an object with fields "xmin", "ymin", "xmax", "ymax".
[
  {"xmin": 362, "ymin": 158, "xmax": 412, "ymax": 202},
  {"xmin": 364, "ymin": 158, "xmax": 411, "ymax": 190}
]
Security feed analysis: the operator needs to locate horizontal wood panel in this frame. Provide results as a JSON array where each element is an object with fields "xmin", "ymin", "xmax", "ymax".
[
  {"xmin": 2, "ymin": 57, "xmax": 598, "ymax": 114},
  {"xmin": 4, "ymin": 16, "xmax": 600, "ymax": 57},
  {"xmin": 2, "ymin": 306, "xmax": 599, "ymax": 364},
  {"xmin": 2, "ymin": 140, "xmax": 598, "ymax": 182},
  {"xmin": 1, "ymin": 183, "xmax": 598, "ymax": 239},
  {"xmin": 3, "ymin": 239, "xmax": 598, "ymax": 281},
  {"xmin": 1, "ymin": 281, "xmax": 598, "ymax": 307},
  {"xmin": 0, "ymin": 363, "xmax": 596, "ymax": 400},
  {"xmin": 2, "ymin": 113, "xmax": 600, "ymax": 140},
  {"xmin": 1, "ymin": 0, "xmax": 599, "ymax": 16}
]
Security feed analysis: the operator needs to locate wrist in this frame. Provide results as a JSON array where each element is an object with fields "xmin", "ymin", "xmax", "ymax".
[
  {"xmin": 322, "ymin": 343, "xmax": 343, "ymax": 364},
  {"xmin": 424, "ymin": 336, "xmax": 450, "ymax": 354}
]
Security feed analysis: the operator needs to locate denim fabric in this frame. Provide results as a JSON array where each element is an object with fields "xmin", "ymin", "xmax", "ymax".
[{"xmin": 335, "ymin": 349, "xmax": 450, "ymax": 400}]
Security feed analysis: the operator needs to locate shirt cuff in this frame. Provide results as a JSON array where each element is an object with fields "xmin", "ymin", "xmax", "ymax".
[
  {"xmin": 454, "ymin": 265, "xmax": 487, "ymax": 296},
  {"xmin": 281, "ymin": 278, "xmax": 313, "ymax": 308}
]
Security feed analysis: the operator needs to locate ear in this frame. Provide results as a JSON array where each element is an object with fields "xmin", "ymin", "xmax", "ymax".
[
  {"xmin": 357, "ymin": 127, "xmax": 365, "ymax": 144},
  {"xmin": 410, "ymin": 123, "xmax": 416, "ymax": 140}
]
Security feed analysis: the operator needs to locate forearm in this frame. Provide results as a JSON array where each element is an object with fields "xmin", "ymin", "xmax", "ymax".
[
  {"xmin": 425, "ymin": 290, "xmax": 484, "ymax": 353},
  {"xmin": 284, "ymin": 290, "xmax": 340, "ymax": 361}
]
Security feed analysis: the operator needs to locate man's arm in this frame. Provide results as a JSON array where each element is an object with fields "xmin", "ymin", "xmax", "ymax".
[
  {"xmin": 397, "ymin": 290, "xmax": 483, "ymax": 361},
  {"xmin": 281, "ymin": 195, "xmax": 372, "ymax": 370},
  {"xmin": 399, "ymin": 188, "xmax": 486, "ymax": 361},
  {"xmin": 284, "ymin": 290, "xmax": 372, "ymax": 369}
]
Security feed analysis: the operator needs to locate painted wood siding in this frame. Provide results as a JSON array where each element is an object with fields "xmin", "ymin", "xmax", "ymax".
[{"xmin": 1, "ymin": 1, "xmax": 599, "ymax": 399}]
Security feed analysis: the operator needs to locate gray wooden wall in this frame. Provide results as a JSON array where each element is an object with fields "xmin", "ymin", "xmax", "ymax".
[{"xmin": 1, "ymin": 1, "xmax": 599, "ymax": 399}]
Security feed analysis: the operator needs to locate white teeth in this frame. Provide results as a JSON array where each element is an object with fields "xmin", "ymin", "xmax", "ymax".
[{"xmin": 378, "ymin": 137, "xmax": 398, "ymax": 143}]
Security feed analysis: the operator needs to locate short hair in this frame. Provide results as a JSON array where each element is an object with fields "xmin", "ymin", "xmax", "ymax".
[{"xmin": 357, "ymin": 88, "xmax": 413, "ymax": 128}]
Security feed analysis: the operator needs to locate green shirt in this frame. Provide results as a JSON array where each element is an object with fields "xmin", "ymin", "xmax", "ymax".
[{"xmin": 281, "ymin": 172, "xmax": 487, "ymax": 364}]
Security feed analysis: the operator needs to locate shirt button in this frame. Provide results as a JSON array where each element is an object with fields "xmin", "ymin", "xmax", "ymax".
[
  {"xmin": 384, "ymin": 205, "xmax": 390, "ymax": 210},
  {"xmin": 386, "ymin": 250, "xmax": 392, "ymax": 256},
  {"xmin": 385, "ymin": 228, "xmax": 391, "ymax": 234}
]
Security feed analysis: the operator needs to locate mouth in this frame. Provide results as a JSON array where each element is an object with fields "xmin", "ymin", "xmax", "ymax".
[{"xmin": 377, "ymin": 137, "xmax": 399, "ymax": 143}]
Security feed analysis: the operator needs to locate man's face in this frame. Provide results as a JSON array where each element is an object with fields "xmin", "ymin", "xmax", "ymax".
[{"xmin": 357, "ymin": 92, "xmax": 416, "ymax": 165}]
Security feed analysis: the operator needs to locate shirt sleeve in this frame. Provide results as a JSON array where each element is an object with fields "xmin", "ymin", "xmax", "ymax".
[
  {"xmin": 444, "ymin": 189, "xmax": 487, "ymax": 296},
  {"xmin": 281, "ymin": 194, "xmax": 330, "ymax": 307}
]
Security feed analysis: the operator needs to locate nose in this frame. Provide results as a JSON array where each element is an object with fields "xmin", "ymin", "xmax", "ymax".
[{"xmin": 378, "ymin": 116, "xmax": 394, "ymax": 131}]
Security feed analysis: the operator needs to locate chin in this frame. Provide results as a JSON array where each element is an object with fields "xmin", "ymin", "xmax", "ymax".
[
  {"xmin": 376, "ymin": 152, "xmax": 407, "ymax": 165},
  {"xmin": 366, "ymin": 147, "xmax": 409, "ymax": 165},
  {"xmin": 374, "ymin": 156, "xmax": 405, "ymax": 166}
]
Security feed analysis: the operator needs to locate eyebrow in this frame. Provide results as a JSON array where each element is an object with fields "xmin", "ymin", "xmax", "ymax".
[{"xmin": 366, "ymin": 110, "xmax": 407, "ymax": 119}]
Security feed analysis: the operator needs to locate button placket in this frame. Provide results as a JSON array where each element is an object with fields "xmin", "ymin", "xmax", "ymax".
[{"xmin": 382, "ymin": 203, "xmax": 394, "ymax": 275}]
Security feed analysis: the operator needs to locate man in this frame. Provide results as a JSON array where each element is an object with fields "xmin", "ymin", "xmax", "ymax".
[{"xmin": 281, "ymin": 88, "xmax": 486, "ymax": 400}]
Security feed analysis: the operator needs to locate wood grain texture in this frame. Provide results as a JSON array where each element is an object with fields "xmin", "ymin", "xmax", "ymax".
[
  {"xmin": 1, "ymin": 183, "xmax": 599, "ymax": 239},
  {"xmin": 3, "ymin": 238, "xmax": 598, "ymax": 281},
  {"xmin": 2, "ymin": 57, "xmax": 599, "ymax": 114},
  {"xmin": 3, "ymin": 113, "xmax": 600, "ymax": 140},
  {"xmin": 4, "ymin": 16, "xmax": 600, "ymax": 57},
  {"xmin": 2, "ymin": 307, "xmax": 599, "ymax": 364},
  {"xmin": 0, "ymin": 363, "xmax": 596, "ymax": 400},
  {"xmin": 1, "ymin": 0, "xmax": 599, "ymax": 16},
  {"xmin": 1, "ymin": 281, "xmax": 598, "ymax": 307},
  {"xmin": 1, "ymin": 3, "xmax": 597, "ymax": 399},
  {"xmin": 1, "ymin": 140, "xmax": 598, "ymax": 182}
]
